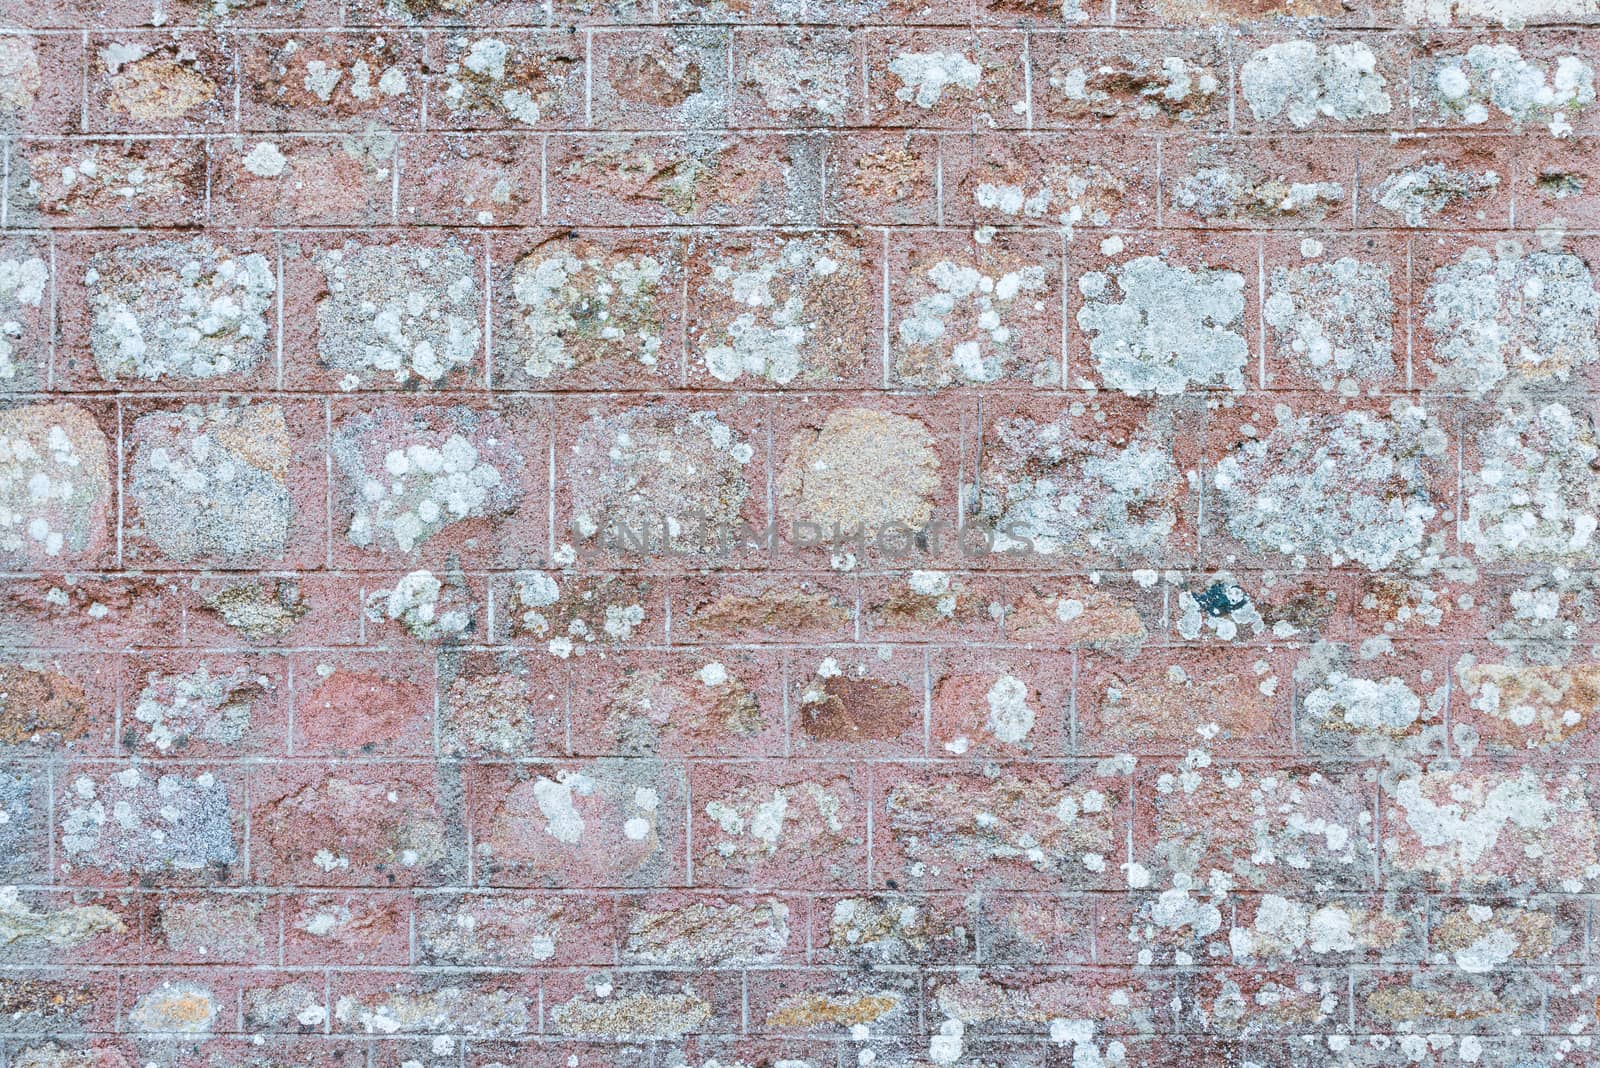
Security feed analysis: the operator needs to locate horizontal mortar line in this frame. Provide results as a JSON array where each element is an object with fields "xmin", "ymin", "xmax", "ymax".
[
  {"xmin": 28, "ymin": 16, "xmax": 1600, "ymax": 28},
  {"xmin": 1, "ymin": 223, "xmax": 1583, "ymax": 239},
  {"xmin": 5, "ymin": 125, "xmax": 1569, "ymax": 139}
]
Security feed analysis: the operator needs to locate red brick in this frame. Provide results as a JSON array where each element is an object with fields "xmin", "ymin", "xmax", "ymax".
[
  {"xmin": 210, "ymin": 134, "xmax": 397, "ymax": 228},
  {"xmin": 1029, "ymin": 29, "xmax": 1229, "ymax": 131},
  {"xmin": 8, "ymin": 138, "xmax": 209, "ymax": 228},
  {"xmin": 546, "ymin": 133, "xmax": 825, "ymax": 227},
  {"xmin": 568, "ymin": 646, "xmax": 787, "ymax": 757},
  {"xmin": 282, "ymin": 890, "xmax": 413, "ymax": 966},
  {"xmin": 690, "ymin": 760, "xmax": 868, "ymax": 889},
  {"xmin": 250, "ymin": 762, "xmax": 464, "ymax": 887},
  {"xmin": 238, "ymin": 31, "xmax": 425, "ymax": 132},
  {"xmin": 121, "ymin": 650, "xmax": 290, "ymax": 758},
  {"xmin": 85, "ymin": 31, "xmax": 236, "ymax": 134},
  {"xmin": 468, "ymin": 758, "xmax": 688, "ymax": 887},
  {"xmin": 873, "ymin": 761, "xmax": 1127, "ymax": 891},
  {"xmin": 489, "ymin": 229, "xmax": 687, "ymax": 391},
  {"xmin": 821, "ymin": 131, "xmax": 943, "ymax": 225}
]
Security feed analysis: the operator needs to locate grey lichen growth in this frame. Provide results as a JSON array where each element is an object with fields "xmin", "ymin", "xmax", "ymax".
[
  {"xmin": 1077, "ymin": 255, "xmax": 1247, "ymax": 395},
  {"xmin": 1462, "ymin": 402, "xmax": 1600, "ymax": 563},
  {"xmin": 1424, "ymin": 243, "xmax": 1600, "ymax": 395},
  {"xmin": 60, "ymin": 767, "xmax": 236, "ymax": 874},
  {"xmin": 88, "ymin": 237, "xmax": 275, "ymax": 383},
  {"xmin": 978, "ymin": 409, "xmax": 1181, "ymax": 559},
  {"xmin": 1240, "ymin": 40, "xmax": 1392, "ymax": 128},
  {"xmin": 1213, "ymin": 401, "xmax": 1447, "ymax": 570},
  {"xmin": 570, "ymin": 407, "xmax": 754, "ymax": 557},
  {"xmin": 129, "ymin": 402, "xmax": 292, "ymax": 563},
  {"xmin": 0, "ymin": 255, "xmax": 47, "ymax": 386},
  {"xmin": 1372, "ymin": 163, "xmax": 1500, "ymax": 227},
  {"xmin": 200, "ymin": 579, "xmax": 308, "ymax": 639},
  {"xmin": 1430, "ymin": 44, "xmax": 1596, "ymax": 135},
  {"xmin": 699, "ymin": 233, "xmax": 866, "ymax": 386},
  {"xmin": 334, "ymin": 412, "xmax": 516, "ymax": 553},
  {"xmin": 507, "ymin": 243, "xmax": 668, "ymax": 380},
  {"xmin": 315, "ymin": 240, "xmax": 481, "ymax": 387},
  {"xmin": 1172, "ymin": 167, "xmax": 1344, "ymax": 222},
  {"xmin": 1265, "ymin": 257, "xmax": 1397, "ymax": 390},
  {"xmin": 895, "ymin": 258, "xmax": 1050, "ymax": 387}
]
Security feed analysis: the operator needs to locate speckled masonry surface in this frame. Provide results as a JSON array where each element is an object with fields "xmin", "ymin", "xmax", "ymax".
[{"xmin": 4, "ymin": 0, "xmax": 1600, "ymax": 1065}]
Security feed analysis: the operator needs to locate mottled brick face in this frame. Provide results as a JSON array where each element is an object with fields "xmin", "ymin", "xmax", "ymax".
[{"xmin": 5, "ymin": 0, "xmax": 1600, "ymax": 1065}]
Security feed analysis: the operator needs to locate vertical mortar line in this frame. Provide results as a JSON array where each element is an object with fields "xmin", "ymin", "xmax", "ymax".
[
  {"xmin": 1454, "ymin": 407, "xmax": 1463, "ymax": 546},
  {"xmin": 241, "ymin": 768, "xmax": 252, "ymax": 882},
  {"xmin": 1350, "ymin": 138, "xmax": 1360, "ymax": 228},
  {"xmin": 677, "ymin": 245, "xmax": 688, "ymax": 388},
  {"xmin": 864, "ymin": 759, "xmax": 874, "ymax": 887},
  {"xmin": 47, "ymin": 232, "xmax": 58, "ymax": 390},
  {"xmin": 486, "ymin": 583, "xmax": 496, "ymax": 643},
  {"xmin": 44, "ymin": 763, "xmax": 54, "ymax": 885},
  {"xmin": 1256, "ymin": 234, "xmax": 1265, "ymax": 390},
  {"xmin": 563, "ymin": 655, "xmax": 573, "ymax": 756},
  {"xmin": 684, "ymin": 762, "xmax": 694, "ymax": 885},
  {"xmin": 286, "ymin": 659, "xmax": 296, "ymax": 756},
  {"xmin": 277, "ymin": 892, "xmax": 286, "ymax": 967},
  {"xmin": 1059, "ymin": 232, "xmax": 1069, "ymax": 387},
  {"xmin": 1124, "ymin": 775, "xmax": 1134, "ymax": 869},
  {"xmin": 1371, "ymin": 775, "xmax": 1382, "ymax": 890},
  {"xmin": 921, "ymin": 645, "xmax": 932, "ymax": 755},
  {"xmin": 1067, "ymin": 646, "xmax": 1078, "ymax": 752},
  {"xmin": 324, "ymin": 398, "xmax": 334, "ymax": 568},
  {"xmin": 482, "ymin": 234, "xmax": 493, "ymax": 389},
  {"xmin": 1088, "ymin": 891, "xmax": 1098, "ymax": 964},
  {"xmin": 1440, "ymin": 660, "xmax": 1451, "ymax": 761},
  {"xmin": 585, "ymin": 30, "xmax": 594, "ymax": 128},
  {"xmin": 663, "ymin": 580, "xmax": 673, "ymax": 644},
  {"xmin": 1, "ymin": 137, "xmax": 10, "ymax": 229},
  {"xmin": 419, "ymin": 50, "xmax": 429, "ymax": 132},
  {"xmin": 935, "ymin": 140, "xmax": 944, "ymax": 227},
  {"xmin": 540, "ymin": 133, "xmax": 549, "ymax": 219},
  {"xmin": 431, "ymin": 652, "xmax": 442, "ymax": 758},
  {"xmin": 233, "ymin": 45, "xmax": 242, "ymax": 129},
  {"xmin": 464, "ymin": 770, "xmax": 476, "ymax": 886},
  {"xmin": 1404, "ymin": 236, "xmax": 1414, "ymax": 389},
  {"xmin": 1153, "ymin": 137, "xmax": 1162, "ymax": 229},
  {"xmin": 1287, "ymin": 654, "xmax": 1298, "ymax": 755},
  {"xmin": 780, "ymin": 651, "xmax": 791, "ymax": 759},
  {"xmin": 740, "ymin": 970, "xmax": 750, "ymax": 1033},
  {"xmin": 967, "ymin": 393, "xmax": 982, "ymax": 538},
  {"xmin": 390, "ymin": 135, "xmax": 401, "ymax": 222},
  {"xmin": 203, "ymin": 134, "xmax": 214, "ymax": 223},
  {"xmin": 853, "ymin": 579, "xmax": 862, "ymax": 642},
  {"xmin": 275, "ymin": 242, "xmax": 286, "ymax": 389},
  {"xmin": 115, "ymin": 400, "xmax": 125, "ymax": 567},
  {"xmin": 81, "ymin": 31, "xmax": 90, "ymax": 132},
  {"xmin": 764, "ymin": 397, "xmax": 776, "ymax": 539},
  {"xmin": 861, "ymin": 38, "xmax": 870, "ymax": 126},
  {"xmin": 1022, "ymin": 32, "xmax": 1032, "ymax": 131},
  {"xmin": 880, "ymin": 227, "xmax": 891, "ymax": 387},
  {"xmin": 546, "ymin": 430, "xmax": 556, "ymax": 559},
  {"xmin": 1225, "ymin": 31, "xmax": 1235, "ymax": 132}
]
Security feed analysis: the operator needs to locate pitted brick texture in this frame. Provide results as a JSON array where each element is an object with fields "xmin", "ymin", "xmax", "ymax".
[{"xmin": 3, "ymin": 0, "xmax": 1600, "ymax": 1065}]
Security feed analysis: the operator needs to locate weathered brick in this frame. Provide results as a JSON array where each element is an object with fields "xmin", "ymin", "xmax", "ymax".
[{"xmin": 7, "ymin": 0, "xmax": 1596, "ymax": 1049}]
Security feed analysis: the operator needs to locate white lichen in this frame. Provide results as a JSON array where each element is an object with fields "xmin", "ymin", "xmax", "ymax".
[
  {"xmin": 1240, "ymin": 40, "xmax": 1392, "ymax": 128},
  {"xmin": 1077, "ymin": 255, "xmax": 1247, "ymax": 395}
]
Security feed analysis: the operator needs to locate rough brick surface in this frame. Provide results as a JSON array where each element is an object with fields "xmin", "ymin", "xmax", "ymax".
[{"xmin": 3, "ymin": 0, "xmax": 1600, "ymax": 1064}]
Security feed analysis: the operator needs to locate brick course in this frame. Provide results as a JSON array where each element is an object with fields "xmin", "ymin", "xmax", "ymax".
[{"xmin": 2, "ymin": 0, "xmax": 1600, "ymax": 1065}]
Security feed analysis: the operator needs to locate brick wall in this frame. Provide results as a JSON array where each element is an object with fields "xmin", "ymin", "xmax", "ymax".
[{"xmin": 2, "ymin": 0, "xmax": 1600, "ymax": 1064}]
